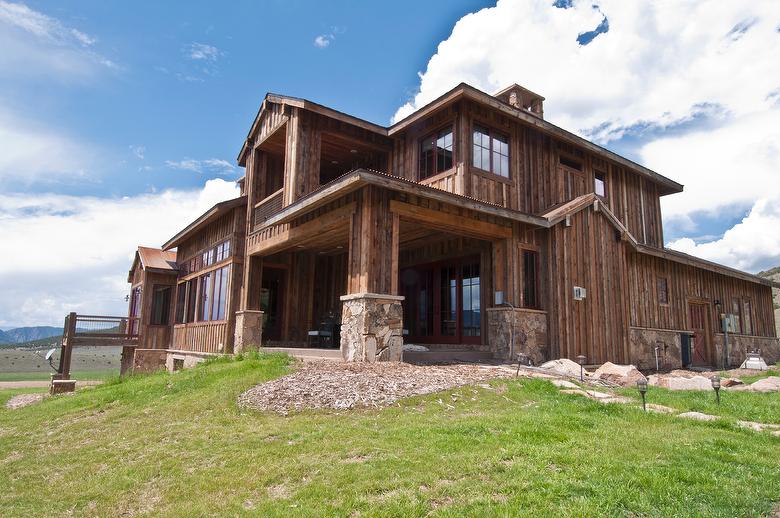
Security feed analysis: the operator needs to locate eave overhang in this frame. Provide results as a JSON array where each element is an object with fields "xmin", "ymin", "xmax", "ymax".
[{"xmin": 162, "ymin": 196, "xmax": 247, "ymax": 251}]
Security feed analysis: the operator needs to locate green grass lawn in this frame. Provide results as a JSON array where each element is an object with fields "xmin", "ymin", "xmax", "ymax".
[{"xmin": 1, "ymin": 353, "xmax": 779, "ymax": 517}]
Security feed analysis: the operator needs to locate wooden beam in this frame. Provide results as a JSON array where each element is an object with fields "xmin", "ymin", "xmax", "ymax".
[
  {"xmin": 389, "ymin": 200, "xmax": 512, "ymax": 240},
  {"xmin": 249, "ymin": 202, "xmax": 356, "ymax": 255}
]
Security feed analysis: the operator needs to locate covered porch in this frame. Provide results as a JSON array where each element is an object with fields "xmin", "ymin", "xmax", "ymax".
[{"xmin": 237, "ymin": 171, "xmax": 550, "ymax": 362}]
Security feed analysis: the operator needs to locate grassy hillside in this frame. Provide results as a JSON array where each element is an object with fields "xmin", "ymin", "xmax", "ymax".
[
  {"xmin": 0, "ymin": 326, "xmax": 62, "ymax": 344},
  {"xmin": 1, "ymin": 354, "xmax": 779, "ymax": 517}
]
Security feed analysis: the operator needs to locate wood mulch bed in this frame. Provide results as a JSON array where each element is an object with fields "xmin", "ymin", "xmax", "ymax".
[{"xmin": 238, "ymin": 361, "xmax": 515, "ymax": 415}]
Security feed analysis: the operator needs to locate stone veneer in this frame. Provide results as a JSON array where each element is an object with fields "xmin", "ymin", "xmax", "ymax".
[
  {"xmin": 132, "ymin": 348, "xmax": 168, "ymax": 374},
  {"xmin": 340, "ymin": 293, "xmax": 404, "ymax": 362},
  {"xmin": 713, "ymin": 334, "xmax": 780, "ymax": 367},
  {"xmin": 629, "ymin": 328, "xmax": 683, "ymax": 371},
  {"xmin": 486, "ymin": 307, "xmax": 548, "ymax": 364},
  {"xmin": 234, "ymin": 310, "xmax": 264, "ymax": 354}
]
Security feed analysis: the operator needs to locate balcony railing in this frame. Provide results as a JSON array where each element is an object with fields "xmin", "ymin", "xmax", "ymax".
[{"xmin": 254, "ymin": 188, "xmax": 284, "ymax": 228}]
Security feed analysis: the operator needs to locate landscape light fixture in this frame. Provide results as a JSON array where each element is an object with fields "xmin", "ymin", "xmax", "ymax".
[
  {"xmin": 637, "ymin": 378, "xmax": 648, "ymax": 412},
  {"xmin": 711, "ymin": 375, "xmax": 721, "ymax": 405},
  {"xmin": 576, "ymin": 355, "xmax": 587, "ymax": 381}
]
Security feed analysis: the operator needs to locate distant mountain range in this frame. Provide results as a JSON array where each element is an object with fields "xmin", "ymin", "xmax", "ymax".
[{"xmin": 0, "ymin": 326, "xmax": 63, "ymax": 344}]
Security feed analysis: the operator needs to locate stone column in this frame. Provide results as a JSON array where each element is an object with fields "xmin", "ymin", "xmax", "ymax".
[
  {"xmin": 340, "ymin": 293, "xmax": 404, "ymax": 362},
  {"xmin": 486, "ymin": 307, "xmax": 548, "ymax": 364},
  {"xmin": 234, "ymin": 310, "xmax": 264, "ymax": 354}
]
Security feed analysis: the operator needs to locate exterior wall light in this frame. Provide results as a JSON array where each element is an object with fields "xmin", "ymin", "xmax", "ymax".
[
  {"xmin": 637, "ymin": 378, "xmax": 648, "ymax": 411},
  {"xmin": 711, "ymin": 375, "xmax": 721, "ymax": 405}
]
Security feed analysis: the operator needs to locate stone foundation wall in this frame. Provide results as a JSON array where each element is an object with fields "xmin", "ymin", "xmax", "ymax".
[
  {"xmin": 165, "ymin": 350, "xmax": 219, "ymax": 372},
  {"xmin": 713, "ymin": 334, "xmax": 779, "ymax": 367},
  {"xmin": 132, "ymin": 348, "xmax": 168, "ymax": 374},
  {"xmin": 340, "ymin": 293, "xmax": 404, "ymax": 362},
  {"xmin": 486, "ymin": 308, "xmax": 548, "ymax": 364},
  {"xmin": 629, "ymin": 328, "xmax": 683, "ymax": 371},
  {"xmin": 234, "ymin": 310, "xmax": 264, "ymax": 354}
]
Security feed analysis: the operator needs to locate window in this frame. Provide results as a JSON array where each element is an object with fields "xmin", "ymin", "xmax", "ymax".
[
  {"xmin": 210, "ymin": 265, "xmax": 230, "ymax": 321},
  {"xmin": 199, "ymin": 272, "xmax": 212, "ymax": 321},
  {"xmin": 559, "ymin": 156, "xmax": 583, "ymax": 171},
  {"xmin": 657, "ymin": 277, "xmax": 669, "ymax": 305},
  {"xmin": 472, "ymin": 125, "xmax": 509, "ymax": 177},
  {"xmin": 743, "ymin": 298, "xmax": 753, "ymax": 335},
  {"xmin": 595, "ymin": 171, "xmax": 606, "ymax": 197},
  {"xmin": 731, "ymin": 300, "xmax": 742, "ymax": 333},
  {"xmin": 419, "ymin": 127, "xmax": 453, "ymax": 179},
  {"xmin": 150, "ymin": 286, "xmax": 172, "ymax": 325},
  {"xmin": 175, "ymin": 283, "xmax": 187, "ymax": 324},
  {"xmin": 185, "ymin": 279, "xmax": 197, "ymax": 323},
  {"xmin": 461, "ymin": 262, "xmax": 481, "ymax": 337},
  {"xmin": 522, "ymin": 250, "xmax": 539, "ymax": 308}
]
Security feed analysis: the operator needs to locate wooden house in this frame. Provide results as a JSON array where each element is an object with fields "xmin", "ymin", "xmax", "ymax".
[{"xmin": 128, "ymin": 82, "xmax": 779, "ymax": 371}]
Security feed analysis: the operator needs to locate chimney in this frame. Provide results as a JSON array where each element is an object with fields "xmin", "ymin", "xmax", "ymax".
[{"xmin": 494, "ymin": 84, "xmax": 545, "ymax": 118}]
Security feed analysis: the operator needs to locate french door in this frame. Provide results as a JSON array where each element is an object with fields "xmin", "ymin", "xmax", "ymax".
[{"xmin": 401, "ymin": 257, "xmax": 481, "ymax": 344}]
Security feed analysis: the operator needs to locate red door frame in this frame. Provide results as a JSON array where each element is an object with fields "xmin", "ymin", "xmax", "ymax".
[
  {"xmin": 688, "ymin": 300, "xmax": 713, "ymax": 367},
  {"xmin": 401, "ymin": 255, "xmax": 481, "ymax": 345}
]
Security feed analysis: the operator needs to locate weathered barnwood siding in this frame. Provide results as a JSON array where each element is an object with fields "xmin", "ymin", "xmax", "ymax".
[
  {"xmin": 547, "ymin": 206, "xmax": 630, "ymax": 364},
  {"xmin": 629, "ymin": 253, "xmax": 776, "ymax": 337}
]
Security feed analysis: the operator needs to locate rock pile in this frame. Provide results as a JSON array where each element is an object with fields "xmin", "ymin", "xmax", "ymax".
[{"xmin": 238, "ymin": 361, "xmax": 514, "ymax": 415}]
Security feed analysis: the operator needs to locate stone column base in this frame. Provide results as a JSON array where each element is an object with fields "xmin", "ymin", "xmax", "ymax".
[
  {"xmin": 234, "ymin": 310, "xmax": 264, "ymax": 355},
  {"xmin": 486, "ymin": 307, "xmax": 548, "ymax": 364},
  {"xmin": 340, "ymin": 293, "xmax": 404, "ymax": 362}
]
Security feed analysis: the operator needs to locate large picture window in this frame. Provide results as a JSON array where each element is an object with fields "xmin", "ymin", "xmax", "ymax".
[
  {"xmin": 150, "ymin": 285, "xmax": 172, "ymax": 325},
  {"xmin": 419, "ymin": 127, "xmax": 453, "ymax": 180},
  {"xmin": 210, "ymin": 265, "xmax": 230, "ymax": 321},
  {"xmin": 472, "ymin": 125, "xmax": 509, "ymax": 177}
]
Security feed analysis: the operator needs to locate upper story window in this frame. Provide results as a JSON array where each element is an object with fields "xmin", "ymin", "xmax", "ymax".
[
  {"xmin": 419, "ymin": 127, "xmax": 453, "ymax": 180},
  {"xmin": 657, "ymin": 277, "xmax": 669, "ymax": 305},
  {"xmin": 595, "ymin": 171, "xmax": 607, "ymax": 197},
  {"xmin": 473, "ymin": 125, "xmax": 509, "ymax": 178}
]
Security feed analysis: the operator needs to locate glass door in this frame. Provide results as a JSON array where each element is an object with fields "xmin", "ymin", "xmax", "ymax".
[{"xmin": 401, "ymin": 257, "xmax": 480, "ymax": 344}]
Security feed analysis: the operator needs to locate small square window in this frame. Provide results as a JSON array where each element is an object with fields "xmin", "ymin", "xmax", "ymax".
[{"xmin": 595, "ymin": 171, "xmax": 606, "ymax": 197}]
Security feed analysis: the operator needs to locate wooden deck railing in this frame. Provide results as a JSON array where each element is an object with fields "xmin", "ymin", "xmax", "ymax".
[
  {"xmin": 55, "ymin": 312, "xmax": 140, "ymax": 382},
  {"xmin": 254, "ymin": 188, "xmax": 284, "ymax": 228},
  {"xmin": 172, "ymin": 321, "xmax": 230, "ymax": 353}
]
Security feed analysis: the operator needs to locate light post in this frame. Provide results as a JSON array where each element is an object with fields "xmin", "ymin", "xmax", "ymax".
[
  {"xmin": 637, "ymin": 378, "xmax": 648, "ymax": 412},
  {"xmin": 711, "ymin": 375, "xmax": 721, "ymax": 405},
  {"xmin": 576, "ymin": 355, "xmax": 586, "ymax": 381}
]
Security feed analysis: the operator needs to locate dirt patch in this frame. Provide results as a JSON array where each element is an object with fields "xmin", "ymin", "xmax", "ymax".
[
  {"xmin": 5, "ymin": 393, "xmax": 47, "ymax": 409},
  {"xmin": 238, "ymin": 361, "xmax": 513, "ymax": 414}
]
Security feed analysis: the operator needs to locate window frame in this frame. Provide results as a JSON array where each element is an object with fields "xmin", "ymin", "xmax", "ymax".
[
  {"xmin": 418, "ymin": 125, "xmax": 455, "ymax": 181},
  {"xmin": 150, "ymin": 285, "xmax": 172, "ymax": 326},
  {"xmin": 742, "ymin": 297, "xmax": 753, "ymax": 335},
  {"xmin": 471, "ymin": 124, "xmax": 510, "ymax": 179},
  {"xmin": 594, "ymin": 170, "xmax": 607, "ymax": 198},
  {"xmin": 657, "ymin": 277, "xmax": 669, "ymax": 305},
  {"xmin": 521, "ymin": 249, "xmax": 540, "ymax": 309}
]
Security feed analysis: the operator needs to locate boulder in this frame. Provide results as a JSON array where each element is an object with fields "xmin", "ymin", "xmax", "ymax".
[
  {"xmin": 540, "ymin": 358, "xmax": 586, "ymax": 378},
  {"xmin": 551, "ymin": 379, "xmax": 579, "ymax": 389},
  {"xmin": 646, "ymin": 404, "xmax": 676, "ymax": 414},
  {"xmin": 655, "ymin": 375, "xmax": 713, "ymax": 391},
  {"xmin": 678, "ymin": 411, "xmax": 718, "ymax": 421},
  {"xmin": 591, "ymin": 362, "xmax": 646, "ymax": 387},
  {"xmin": 745, "ymin": 376, "xmax": 780, "ymax": 393}
]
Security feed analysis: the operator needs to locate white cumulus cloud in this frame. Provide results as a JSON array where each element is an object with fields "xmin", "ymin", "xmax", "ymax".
[
  {"xmin": 0, "ymin": 179, "xmax": 241, "ymax": 327},
  {"xmin": 394, "ymin": 0, "xmax": 780, "ymax": 272}
]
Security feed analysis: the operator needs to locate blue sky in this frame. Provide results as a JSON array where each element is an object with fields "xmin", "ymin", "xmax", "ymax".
[
  {"xmin": 1, "ymin": 0, "xmax": 779, "ymax": 328},
  {"xmin": 2, "ymin": 0, "xmax": 493, "ymax": 198}
]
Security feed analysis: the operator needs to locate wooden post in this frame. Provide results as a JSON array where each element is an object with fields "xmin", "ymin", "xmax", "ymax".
[{"xmin": 59, "ymin": 312, "xmax": 76, "ymax": 380}]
